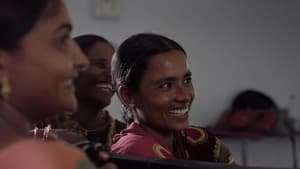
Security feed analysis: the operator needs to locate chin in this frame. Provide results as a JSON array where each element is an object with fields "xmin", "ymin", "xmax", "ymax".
[
  {"xmin": 93, "ymin": 97, "xmax": 111, "ymax": 107},
  {"xmin": 179, "ymin": 119, "xmax": 189, "ymax": 128},
  {"xmin": 60, "ymin": 96, "xmax": 78, "ymax": 113},
  {"xmin": 171, "ymin": 123, "xmax": 189, "ymax": 131}
]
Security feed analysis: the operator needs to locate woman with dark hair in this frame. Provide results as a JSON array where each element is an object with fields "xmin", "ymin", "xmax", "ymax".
[
  {"xmin": 0, "ymin": 1, "xmax": 116, "ymax": 169},
  {"xmin": 39, "ymin": 34, "xmax": 126, "ymax": 150},
  {"xmin": 111, "ymin": 33, "xmax": 234, "ymax": 163}
]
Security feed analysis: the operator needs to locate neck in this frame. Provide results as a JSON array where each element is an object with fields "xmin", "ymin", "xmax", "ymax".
[
  {"xmin": 0, "ymin": 101, "xmax": 30, "ymax": 148},
  {"xmin": 137, "ymin": 121, "xmax": 174, "ymax": 152},
  {"xmin": 72, "ymin": 103, "xmax": 109, "ymax": 130}
]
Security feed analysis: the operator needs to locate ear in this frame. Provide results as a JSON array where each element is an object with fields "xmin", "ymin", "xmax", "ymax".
[{"xmin": 117, "ymin": 85, "xmax": 134, "ymax": 106}]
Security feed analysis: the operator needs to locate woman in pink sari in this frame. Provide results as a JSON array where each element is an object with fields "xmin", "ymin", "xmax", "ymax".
[{"xmin": 111, "ymin": 33, "xmax": 234, "ymax": 163}]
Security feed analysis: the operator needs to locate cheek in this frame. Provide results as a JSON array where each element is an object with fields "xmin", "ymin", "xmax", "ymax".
[
  {"xmin": 76, "ymin": 74, "xmax": 91, "ymax": 88},
  {"xmin": 190, "ymin": 87, "xmax": 195, "ymax": 101},
  {"xmin": 141, "ymin": 95, "xmax": 172, "ymax": 115},
  {"xmin": 89, "ymin": 66, "xmax": 104, "ymax": 75},
  {"xmin": 82, "ymin": 69, "xmax": 100, "ymax": 82},
  {"xmin": 48, "ymin": 63, "xmax": 74, "ymax": 98}
]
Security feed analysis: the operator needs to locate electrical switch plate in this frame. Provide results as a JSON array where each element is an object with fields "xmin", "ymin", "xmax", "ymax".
[{"xmin": 93, "ymin": 0, "xmax": 121, "ymax": 19}]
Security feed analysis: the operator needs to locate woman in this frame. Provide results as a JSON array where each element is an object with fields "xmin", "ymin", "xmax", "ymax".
[
  {"xmin": 38, "ymin": 35, "xmax": 126, "ymax": 150},
  {"xmin": 111, "ymin": 33, "xmax": 234, "ymax": 163},
  {"xmin": 0, "ymin": 0, "xmax": 116, "ymax": 169}
]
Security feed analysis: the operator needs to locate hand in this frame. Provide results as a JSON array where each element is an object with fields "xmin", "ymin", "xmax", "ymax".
[
  {"xmin": 97, "ymin": 163, "xmax": 117, "ymax": 169},
  {"xmin": 97, "ymin": 151, "xmax": 117, "ymax": 169}
]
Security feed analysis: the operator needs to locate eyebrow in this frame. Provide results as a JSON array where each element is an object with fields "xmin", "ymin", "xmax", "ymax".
[
  {"xmin": 53, "ymin": 23, "xmax": 72, "ymax": 34},
  {"xmin": 153, "ymin": 70, "xmax": 192, "ymax": 85},
  {"xmin": 184, "ymin": 70, "xmax": 192, "ymax": 78},
  {"xmin": 90, "ymin": 58, "xmax": 108, "ymax": 63}
]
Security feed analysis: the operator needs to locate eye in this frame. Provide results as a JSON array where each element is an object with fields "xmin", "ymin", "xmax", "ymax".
[
  {"xmin": 56, "ymin": 33, "xmax": 71, "ymax": 49},
  {"xmin": 92, "ymin": 61, "xmax": 107, "ymax": 68},
  {"xmin": 183, "ymin": 76, "xmax": 192, "ymax": 85},
  {"xmin": 159, "ymin": 82, "xmax": 172, "ymax": 89}
]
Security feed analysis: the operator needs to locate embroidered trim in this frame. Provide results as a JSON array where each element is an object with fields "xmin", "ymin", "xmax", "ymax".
[
  {"xmin": 186, "ymin": 127, "xmax": 207, "ymax": 145},
  {"xmin": 152, "ymin": 144, "xmax": 171, "ymax": 159}
]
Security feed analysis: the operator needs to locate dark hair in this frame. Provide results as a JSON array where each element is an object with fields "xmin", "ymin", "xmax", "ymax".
[
  {"xmin": 112, "ymin": 33, "xmax": 186, "ymax": 93},
  {"xmin": 74, "ymin": 34, "xmax": 115, "ymax": 56},
  {"xmin": 0, "ymin": 0, "xmax": 58, "ymax": 50},
  {"xmin": 231, "ymin": 89, "xmax": 278, "ymax": 110}
]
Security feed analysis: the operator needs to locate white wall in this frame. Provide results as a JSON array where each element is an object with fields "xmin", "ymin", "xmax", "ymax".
[{"xmin": 64, "ymin": 0, "xmax": 300, "ymax": 126}]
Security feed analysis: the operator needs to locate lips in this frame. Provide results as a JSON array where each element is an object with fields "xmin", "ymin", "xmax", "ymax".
[
  {"xmin": 64, "ymin": 78, "xmax": 75, "ymax": 91},
  {"xmin": 64, "ymin": 72, "xmax": 78, "ymax": 90},
  {"xmin": 95, "ymin": 83, "xmax": 113, "ymax": 93},
  {"xmin": 167, "ymin": 105, "xmax": 190, "ymax": 117}
]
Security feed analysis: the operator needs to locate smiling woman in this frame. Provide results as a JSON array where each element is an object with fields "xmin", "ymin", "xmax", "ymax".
[
  {"xmin": 36, "ymin": 34, "xmax": 126, "ymax": 150},
  {"xmin": 111, "ymin": 33, "xmax": 234, "ymax": 163},
  {"xmin": 0, "ymin": 0, "xmax": 115, "ymax": 169}
]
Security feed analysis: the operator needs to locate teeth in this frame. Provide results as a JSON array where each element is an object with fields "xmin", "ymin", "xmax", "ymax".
[
  {"xmin": 96, "ymin": 84, "xmax": 113, "ymax": 90},
  {"xmin": 168, "ymin": 107, "xmax": 189, "ymax": 116}
]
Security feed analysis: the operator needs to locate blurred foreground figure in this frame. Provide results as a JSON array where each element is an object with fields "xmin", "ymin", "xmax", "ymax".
[
  {"xmin": 37, "ymin": 34, "xmax": 125, "ymax": 150},
  {"xmin": 0, "ymin": 1, "xmax": 116, "ymax": 169}
]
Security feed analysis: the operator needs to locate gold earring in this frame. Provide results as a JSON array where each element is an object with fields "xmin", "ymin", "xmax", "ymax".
[
  {"xmin": 1, "ymin": 76, "xmax": 11, "ymax": 100},
  {"xmin": 128, "ymin": 103, "xmax": 134, "ymax": 109}
]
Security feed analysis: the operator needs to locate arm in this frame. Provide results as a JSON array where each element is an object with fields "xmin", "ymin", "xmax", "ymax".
[{"xmin": 0, "ymin": 139, "xmax": 116, "ymax": 169}]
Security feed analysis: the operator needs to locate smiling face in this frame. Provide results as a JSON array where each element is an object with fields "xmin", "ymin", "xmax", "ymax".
[
  {"xmin": 75, "ymin": 42, "xmax": 114, "ymax": 108},
  {"xmin": 3, "ymin": 1, "xmax": 88, "ymax": 122},
  {"xmin": 132, "ymin": 50, "xmax": 194, "ymax": 133}
]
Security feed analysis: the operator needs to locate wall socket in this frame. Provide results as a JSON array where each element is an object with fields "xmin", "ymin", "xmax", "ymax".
[{"xmin": 93, "ymin": 0, "xmax": 121, "ymax": 19}]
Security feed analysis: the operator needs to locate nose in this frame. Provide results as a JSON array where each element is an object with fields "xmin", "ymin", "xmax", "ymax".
[
  {"xmin": 174, "ymin": 85, "xmax": 194, "ymax": 103},
  {"xmin": 104, "ymin": 64, "xmax": 111, "ymax": 75},
  {"xmin": 101, "ymin": 72, "xmax": 112, "ymax": 83},
  {"xmin": 100, "ymin": 62, "xmax": 112, "ymax": 80},
  {"xmin": 71, "ymin": 40, "xmax": 89, "ymax": 71}
]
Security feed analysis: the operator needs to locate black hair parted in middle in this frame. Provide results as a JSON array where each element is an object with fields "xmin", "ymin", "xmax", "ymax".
[
  {"xmin": 112, "ymin": 32, "xmax": 186, "ymax": 93},
  {"xmin": 74, "ymin": 34, "xmax": 115, "ymax": 56},
  {"xmin": 0, "ymin": 0, "xmax": 48, "ymax": 50}
]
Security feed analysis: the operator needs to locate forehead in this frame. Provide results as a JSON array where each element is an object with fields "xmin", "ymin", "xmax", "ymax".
[
  {"xmin": 27, "ymin": 1, "xmax": 70, "ymax": 37},
  {"xmin": 88, "ymin": 42, "xmax": 114, "ymax": 60},
  {"xmin": 143, "ymin": 50, "xmax": 188, "ymax": 79}
]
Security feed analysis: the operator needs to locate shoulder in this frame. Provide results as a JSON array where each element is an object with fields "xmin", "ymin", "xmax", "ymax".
[
  {"xmin": 111, "ymin": 124, "xmax": 174, "ymax": 159},
  {"xmin": 111, "ymin": 130, "xmax": 153, "ymax": 153},
  {"xmin": 0, "ymin": 139, "xmax": 95, "ymax": 169},
  {"xmin": 183, "ymin": 126, "xmax": 218, "ymax": 161},
  {"xmin": 43, "ymin": 141, "xmax": 96, "ymax": 168},
  {"xmin": 184, "ymin": 126, "xmax": 234, "ymax": 163},
  {"xmin": 112, "ymin": 135, "xmax": 173, "ymax": 159},
  {"xmin": 184, "ymin": 126, "xmax": 216, "ymax": 145}
]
